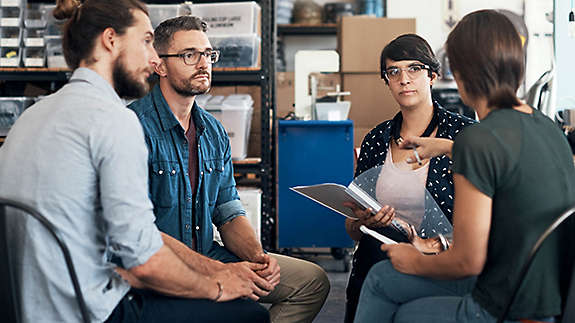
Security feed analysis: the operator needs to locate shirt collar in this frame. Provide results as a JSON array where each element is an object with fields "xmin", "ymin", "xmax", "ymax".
[
  {"xmin": 69, "ymin": 67, "xmax": 124, "ymax": 106},
  {"xmin": 150, "ymin": 84, "xmax": 206, "ymax": 134}
]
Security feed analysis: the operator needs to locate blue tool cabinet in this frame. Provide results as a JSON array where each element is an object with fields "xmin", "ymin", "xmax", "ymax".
[{"xmin": 277, "ymin": 120, "xmax": 355, "ymax": 249}]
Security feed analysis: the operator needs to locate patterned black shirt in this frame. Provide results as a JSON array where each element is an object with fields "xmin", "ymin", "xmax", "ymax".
[{"xmin": 355, "ymin": 103, "xmax": 476, "ymax": 222}]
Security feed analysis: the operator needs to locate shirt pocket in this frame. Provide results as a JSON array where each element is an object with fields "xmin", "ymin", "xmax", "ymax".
[
  {"xmin": 149, "ymin": 161, "xmax": 180, "ymax": 208},
  {"xmin": 203, "ymin": 158, "xmax": 225, "ymax": 206}
]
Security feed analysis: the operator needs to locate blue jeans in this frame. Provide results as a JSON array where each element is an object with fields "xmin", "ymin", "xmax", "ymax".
[{"xmin": 354, "ymin": 260, "xmax": 555, "ymax": 323}]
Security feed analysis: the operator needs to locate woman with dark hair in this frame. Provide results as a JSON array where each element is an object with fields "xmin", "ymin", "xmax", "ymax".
[
  {"xmin": 344, "ymin": 33, "xmax": 475, "ymax": 322},
  {"xmin": 354, "ymin": 10, "xmax": 575, "ymax": 323}
]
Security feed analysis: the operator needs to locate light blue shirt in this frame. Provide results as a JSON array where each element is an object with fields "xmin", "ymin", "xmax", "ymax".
[{"xmin": 0, "ymin": 68, "xmax": 163, "ymax": 322}]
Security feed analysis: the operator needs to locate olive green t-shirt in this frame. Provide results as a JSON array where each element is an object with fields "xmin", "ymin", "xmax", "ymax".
[{"xmin": 452, "ymin": 108, "xmax": 575, "ymax": 319}]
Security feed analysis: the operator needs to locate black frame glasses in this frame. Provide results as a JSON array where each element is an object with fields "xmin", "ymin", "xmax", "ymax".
[
  {"xmin": 159, "ymin": 49, "xmax": 220, "ymax": 65},
  {"xmin": 382, "ymin": 64, "xmax": 431, "ymax": 82}
]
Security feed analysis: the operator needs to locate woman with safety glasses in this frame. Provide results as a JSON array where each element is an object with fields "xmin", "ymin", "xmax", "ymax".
[
  {"xmin": 343, "ymin": 34, "xmax": 476, "ymax": 322},
  {"xmin": 354, "ymin": 10, "xmax": 575, "ymax": 323}
]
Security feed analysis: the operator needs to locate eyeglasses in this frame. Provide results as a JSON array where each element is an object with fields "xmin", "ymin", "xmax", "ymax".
[
  {"xmin": 159, "ymin": 49, "xmax": 220, "ymax": 65},
  {"xmin": 382, "ymin": 64, "xmax": 430, "ymax": 82}
]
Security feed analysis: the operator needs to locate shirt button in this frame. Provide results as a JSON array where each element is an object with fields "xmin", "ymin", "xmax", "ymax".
[
  {"xmin": 195, "ymin": 226, "xmax": 200, "ymax": 231},
  {"xmin": 200, "ymin": 171, "xmax": 204, "ymax": 176},
  {"xmin": 171, "ymin": 169, "xmax": 176, "ymax": 175},
  {"xmin": 158, "ymin": 170, "xmax": 164, "ymax": 175},
  {"xmin": 209, "ymin": 167, "xmax": 212, "ymax": 172},
  {"xmin": 221, "ymin": 166, "xmax": 224, "ymax": 171}
]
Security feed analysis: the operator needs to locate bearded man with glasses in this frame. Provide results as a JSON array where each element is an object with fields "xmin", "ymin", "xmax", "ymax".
[{"xmin": 128, "ymin": 15, "xmax": 330, "ymax": 323}]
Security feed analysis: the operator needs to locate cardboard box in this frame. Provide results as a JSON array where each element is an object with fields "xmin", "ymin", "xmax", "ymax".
[
  {"xmin": 276, "ymin": 72, "xmax": 294, "ymax": 119},
  {"xmin": 342, "ymin": 72, "xmax": 399, "ymax": 147},
  {"xmin": 338, "ymin": 16, "xmax": 416, "ymax": 73}
]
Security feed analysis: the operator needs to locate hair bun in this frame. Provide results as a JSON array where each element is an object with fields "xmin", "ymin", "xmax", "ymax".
[{"xmin": 53, "ymin": 0, "xmax": 81, "ymax": 20}]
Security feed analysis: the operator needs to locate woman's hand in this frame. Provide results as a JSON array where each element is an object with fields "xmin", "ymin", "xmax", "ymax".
[
  {"xmin": 398, "ymin": 136, "xmax": 454, "ymax": 163},
  {"xmin": 343, "ymin": 201, "xmax": 395, "ymax": 228},
  {"xmin": 380, "ymin": 243, "xmax": 422, "ymax": 275}
]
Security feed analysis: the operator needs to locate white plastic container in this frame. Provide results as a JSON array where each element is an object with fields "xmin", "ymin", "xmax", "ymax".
[
  {"xmin": 24, "ymin": 4, "xmax": 45, "ymax": 28},
  {"xmin": 191, "ymin": 1, "xmax": 260, "ymax": 36},
  {"xmin": 23, "ymin": 27, "xmax": 44, "ymax": 47},
  {"xmin": 315, "ymin": 101, "xmax": 351, "ymax": 121},
  {"xmin": 40, "ymin": 4, "xmax": 64, "ymax": 36},
  {"xmin": 209, "ymin": 33, "xmax": 260, "ymax": 68},
  {"xmin": 0, "ymin": 6, "xmax": 22, "ymax": 27},
  {"xmin": 23, "ymin": 47, "xmax": 44, "ymax": 67},
  {"xmin": 0, "ymin": 46, "xmax": 20, "ymax": 66},
  {"xmin": 147, "ymin": 4, "xmax": 182, "ymax": 29},
  {"xmin": 212, "ymin": 186, "xmax": 262, "ymax": 243},
  {"xmin": 45, "ymin": 35, "xmax": 66, "ymax": 68},
  {"xmin": 0, "ymin": 26, "xmax": 20, "ymax": 47},
  {"xmin": 0, "ymin": 97, "xmax": 34, "ymax": 136},
  {"xmin": 205, "ymin": 94, "xmax": 254, "ymax": 160}
]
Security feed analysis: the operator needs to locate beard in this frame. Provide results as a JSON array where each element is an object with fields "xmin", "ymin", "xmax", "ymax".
[
  {"xmin": 112, "ymin": 53, "xmax": 152, "ymax": 100},
  {"xmin": 171, "ymin": 69, "xmax": 211, "ymax": 97}
]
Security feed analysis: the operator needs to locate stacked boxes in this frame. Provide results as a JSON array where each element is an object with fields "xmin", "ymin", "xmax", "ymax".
[
  {"xmin": 0, "ymin": 1, "xmax": 68, "ymax": 68},
  {"xmin": 0, "ymin": 0, "xmax": 23, "ymax": 66},
  {"xmin": 22, "ymin": 4, "xmax": 44, "ymax": 67},
  {"xmin": 191, "ymin": 1, "xmax": 261, "ymax": 68}
]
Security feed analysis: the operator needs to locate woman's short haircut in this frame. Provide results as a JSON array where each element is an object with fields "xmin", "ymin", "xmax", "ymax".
[
  {"xmin": 153, "ymin": 16, "xmax": 208, "ymax": 54},
  {"xmin": 446, "ymin": 9, "xmax": 524, "ymax": 109},
  {"xmin": 380, "ymin": 34, "xmax": 440, "ymax": 84},
  {"xmin": 54, "ymin": 0, "xmax": 148, "ymax": 69}
]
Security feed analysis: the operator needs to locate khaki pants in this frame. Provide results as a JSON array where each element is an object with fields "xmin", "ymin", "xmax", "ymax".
[
  {"xmin": 208, "ymin": 244, "xmax": 330, "ymax": 323},
  {"xmin": 259, "ymin": 253, "xmax": 331, "ymax": 323}
]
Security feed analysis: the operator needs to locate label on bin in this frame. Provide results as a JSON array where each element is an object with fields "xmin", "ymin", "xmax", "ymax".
[
  {"xmin": 1, "ymin": 18, "xmax": 19, "ymax": 27},
  {"xmin": 24, "ymin": 58, "xmax": 43, "ymax": 67},
  {"xmin": 25, "ymin": 38, "xmax": 44, "ymax": 47},
  {"xmin": 0, "ymin": 57, "xmax": 18, "ymax": 66},
  {"xmin": 1, "ymin": 38, "xmax": 18, "ymax": 47},
  {"xmin": 1, "ymin": 0, "xmax": 20, "ymax": 7}
]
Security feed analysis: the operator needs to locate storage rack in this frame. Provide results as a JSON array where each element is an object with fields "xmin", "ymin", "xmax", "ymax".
[{"xmin": 0, "ymin": 0, "xmax": 278, "ymax": 250}]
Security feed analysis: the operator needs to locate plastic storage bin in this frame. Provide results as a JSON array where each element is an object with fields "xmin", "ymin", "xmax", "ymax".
[
  {"xmin": 24, "ymin": 4, "xmax": 45, "ymax": 28},
  {"xmin": 45, "ymin": 35, "xmax": 66, "ymax": 68},
  {"xmin": 191, "ymin": 1, "xmax": 260, "ymax": 35},
  {"xmin": 0, "ymin": 97, "xmax": 34, "ymax": 136},
  {"xmin": 0, "ymin": 26, "xmax": 20, "ymax": 47},
  {"xmin": 147, "ymin": 4, "xmax": 181, "ymax": 29},
  {"xmin": 0, "ymin": 0, "xmax": 24, "ymax": 7},
  {"xmin": 0, "ymin": 6, "xmax": 22, "ymax": 27},
  {"xmin": 315, "ymin": 101, "xmax": 351, "ymax": 121},
  {"xmin": 0, "ymin": 46, "xmax": 19, "ymax": 66},
  {"xmin": 210, "ymin": 34, "xmax": 260, "ymax": 68},
  {"xmin": 205, "ymin": 94, "xmax": 254, "ymax": 160},
  {"xmin": 23, "ymin": 27, "xmax": 44, "ymax": 47},
  {"xmin": 23, "ymin": 47, "xmax": 44, "ymax": 67},
  {"xmin": 41, "ymin": 4, "xmax": 64, "ymax": 36}
]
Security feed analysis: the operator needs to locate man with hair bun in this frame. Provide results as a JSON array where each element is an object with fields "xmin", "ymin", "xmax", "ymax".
[{"xmin": 0, "ymin": 0, "xmax": 270, "ymax": 322}]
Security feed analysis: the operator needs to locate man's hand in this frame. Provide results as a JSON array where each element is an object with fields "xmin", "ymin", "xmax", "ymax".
[
  {"xmin": 380, "ymin": 243, "xmax": 423, "ymax": 275},
  {"xmin": 211, "ymin": 268, "xmax": 259, "ymax": 302},
  {"xmin": 343, "ymin": 201, "xmax": 395, "ymax": 229},
  {"xmin": 225, "ymin": 261, "xmax": 274, "ymax": 298},
  {"xmin": 252, "ymin": 253, "xmax": 281, "ymax": 288}
]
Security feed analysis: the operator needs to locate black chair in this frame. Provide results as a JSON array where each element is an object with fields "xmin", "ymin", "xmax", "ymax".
[
  {"xmin": 0, "ymin": 197, "xmax": 90, "ymax": 323},
  {"xmin": 497, "ymin": 205, "xmax": 575, "ymax": 323}
]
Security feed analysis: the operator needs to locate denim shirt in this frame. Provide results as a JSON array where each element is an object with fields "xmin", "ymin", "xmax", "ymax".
[{"xmin": 128, "ymin": 85, "xmax": 245, "ymax": 254}]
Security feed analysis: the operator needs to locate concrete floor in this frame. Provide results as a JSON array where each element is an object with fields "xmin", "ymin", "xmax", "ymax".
[{"xmin": 290, "ymin": 249, "xmax": 353, "ymax": 323}]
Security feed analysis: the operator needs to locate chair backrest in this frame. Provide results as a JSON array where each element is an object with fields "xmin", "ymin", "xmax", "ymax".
[
  {"xmin": 561, "ymin": 262, "xmax": 575, "ymax": 323},
  {"xmin": 0, "ymin": 197, "xmax": 90, "ymax": 323},
  {"xmin": 497, "ymin": 205, "xmax": 575, "ymax": 323}
]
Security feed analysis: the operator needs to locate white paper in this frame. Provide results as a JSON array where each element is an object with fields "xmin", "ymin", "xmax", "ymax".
[{"xmin": 360, "ymin": 225, "xmax": 398, "ymax": 244}]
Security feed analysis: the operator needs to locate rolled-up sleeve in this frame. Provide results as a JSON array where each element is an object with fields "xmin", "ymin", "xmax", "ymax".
[{"xmin": 91, "ymin": 108, "xmax": 163, "ymax": 269}]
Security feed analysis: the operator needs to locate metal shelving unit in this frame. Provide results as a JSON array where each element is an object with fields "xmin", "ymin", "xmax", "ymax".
[{"xmin": 0, "ymin": 0, "xmax": 278, "ymax": 250}]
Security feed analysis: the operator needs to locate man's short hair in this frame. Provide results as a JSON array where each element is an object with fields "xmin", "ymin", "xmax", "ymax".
[{"xmin": 154, "ymin": 16, "xmax": 208, "ymax": 53}]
